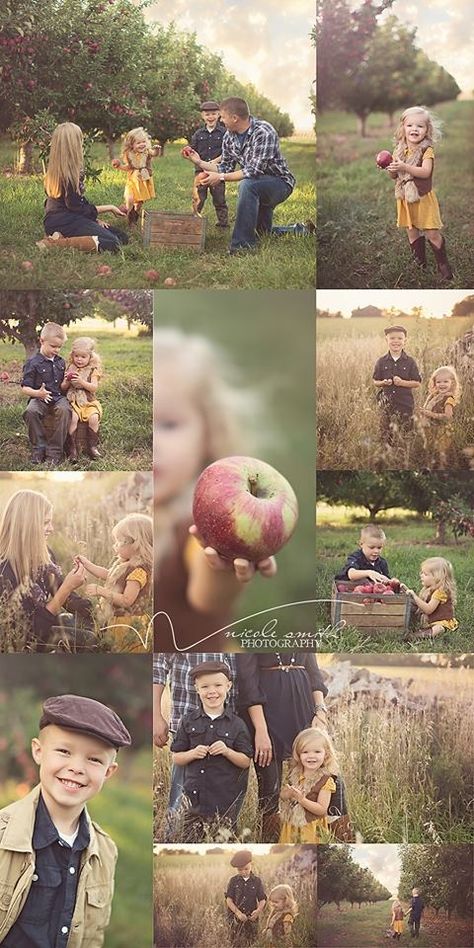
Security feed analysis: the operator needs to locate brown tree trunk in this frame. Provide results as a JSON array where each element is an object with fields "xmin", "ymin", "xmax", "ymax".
[
  {"xmin": 357, "ymin": 114, "xmax": 368, "ymax": 137},
  {"xmin": 17, "ymin": 141, "xmax": 34, "ymax": 175},
  {"xmin": 106, "ymin": 136, "xmax": 116, "ymax": 160},
  {"xmin": 434, "ymin": 520, "xmax": 447, "ymax": 544}
]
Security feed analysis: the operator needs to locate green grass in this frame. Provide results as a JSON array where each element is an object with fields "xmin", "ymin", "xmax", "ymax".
[
  {"xmin": 0, "ymin": 137, "xmax": 315, "ymax": 290},
  {"xmin": 0, "ymin": 326, "xmax": 152, "ymax": 470},
  {"xmin": 316, "ymin": 101, "xmax": 474, "ymax": 288},
  {"xmin": 317, "ymin": 900, "xmax": 474, "ymax": 947},
  {"xmin": 315, "ymin": 515, "xmax": 474, "ymax": 651}
]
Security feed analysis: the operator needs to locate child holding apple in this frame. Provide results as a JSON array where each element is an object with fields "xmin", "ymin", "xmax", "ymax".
[
  {"xmin": 188, "ymin": 100, "xmax": 228, "ymax": 227},
  {"xmin": 20, "ymin": 321, "xmax": 71, "ymax": 465},
  {"xmin": 61, "ymin": 336, "xmax": 103, "ymax": 461},
  {"xmin": 111, "ymin": 126, "xmax": 161, "ymax": 225},
  {"xmin": 372, "ymin": 325, "xmax": 422, "ymax": 445}
]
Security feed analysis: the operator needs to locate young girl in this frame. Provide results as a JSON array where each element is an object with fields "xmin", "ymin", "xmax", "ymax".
[
  {"xmin": 390, "ymin": 899, "xmax": 405, "ymax": 941},
  {"xmin": 421, "ymin": 365, "xmax": 461, "ymax": 466},
  {"xmin": 77, "ymin": 513, "xmax": 153, "ymax": 652},
  {"xmin": 111, "ymin": 127, "xmax": 161, "ymax": 225},
  {"xmin": 61, "ymin": 336, "xmax": 103, "ymax": 461},
  {"xmin": 38, "ymin": 122, "xmax": 128, "ymax": 253},
  {"xmin": 403, "ymin": 557, "xmax": 458, "ymax": 639},
  {"xmin": 0, "ymin": 490, "xmax": 93, "ymax": 650},
  {"xmin": 263, "ymin": 885, "xmax": 298, "ymax": 947},
  {"xmin": 386, "ymin": 106, "xmax": 453, "ymax": 280},
  {"xmin": 279, "ymin": 727, "xmax": 338, "ymax": 843},
  {"xmin": 154, "ymin": 328, "xmax": 277, "ymax": 652}
]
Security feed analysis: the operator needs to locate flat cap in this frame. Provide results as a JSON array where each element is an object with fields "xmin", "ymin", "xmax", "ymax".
[
  {"xmin": 189, "ymin": 661, "xmax": 232, "ymax": 682},
  {"xmin": 230, "ymin": 850, "xmax": 253, "ymax": 868},
  {"xmin": 384, "ymin": 325, "xmax": 407, "ymax": 335},
  {"xmin": 40, "ymin": 695, "xmax": 132, "ymax": 749},
  {"xmin": 200, "ymin": 100, "xmax": 220, "ymax": 111}
]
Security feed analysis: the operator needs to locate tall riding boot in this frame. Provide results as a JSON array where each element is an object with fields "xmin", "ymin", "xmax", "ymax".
[
  {"xmin": 428, "ymin": 235, "xmax": 453, "ymax": 280},
  {"xmin": 87, "ymin": 428, "xmax": 101, "ymax": 460},
  {"xmin": 68, "ymin": 431, "xmax": 79, "ymax": 463},
  {"xmin": 409, "ymin": 235, "xmax": 426, "ymax": 268},
  {"xmin": 36, "ymin": 234, "xmax": 99, "ymax": 252},
  {"xmin": 261, "ymin": 811, "xmax": 281, "ymax": 842}
]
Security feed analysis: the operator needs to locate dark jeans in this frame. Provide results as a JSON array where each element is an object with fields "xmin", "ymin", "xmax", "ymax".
[
  {"xmin": 196, "ymin": 180, "xmax": 228, "ymax": 224},
  {"xmin": 44, "ymin": 212, "xmax": 129, "ymax": 253},
  {"xmin": 411, "ymin": 917, "xmax": 421, "ymax": 937},
  {"xmin": 231, "ymin": 175, "xmax": 293, "ymax": 250},
  {"xmin": 23, "ymin": 397, "xmax": 71, "ymax": 459}
]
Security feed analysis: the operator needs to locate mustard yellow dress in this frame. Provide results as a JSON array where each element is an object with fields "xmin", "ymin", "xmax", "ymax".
[
  {"xmin": 110, "ymin": 566, "xmax": 152, "ymax": 653},
  {"xmin": 393, "ymin": 919, "xmax": 404, "ymax": 934},
  {"xmin": 279, "ymin": 775, "xmax": 336, "ymax": 843},
  {"xmin": 124, "ymin": 151, "xmax": 156, "ymax": 203},
  {"xmin": 396, "ymin": 147, "xmax": 443, "ymax": 230},
  {"xmin": 67, "ymin": 366, "xmax": 103, "ymax": 423},
  {"xmin": 421, "ymin": 588, "xmax": 458, "ymax": 632}
]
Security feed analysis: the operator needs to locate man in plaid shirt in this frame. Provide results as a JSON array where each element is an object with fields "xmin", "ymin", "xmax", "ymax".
[
  {"xmin": 153, "ymin": 653, "xmax": 238, "ymax": 818},
  {"xmin": 183, "ymin": 96, "xmax": 303, "ymax": 253}
]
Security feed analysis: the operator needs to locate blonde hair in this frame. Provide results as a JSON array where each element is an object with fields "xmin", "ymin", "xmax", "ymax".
[
  {"xmin": 41, "ymin": 322, "xmax": 67, "ymax": 343},
  {"xmin": 122, "ymin": 126, "xmax": 153, "ymax": 165},
  {"xmin": 426, "ymin": 365, "xmax": 461, "ymax": 404},
  {"xmin": 0, "ymin": 490, "xmax": 52, "ymax": 585},
  {"xmin": 394, "ymin": 106, "xmax": 443, "ymax": 146},
  {"xmin": 291, "ymin": 727, "xmax": 339, "ymax": 777},
  {"xmin": 268, "ymin": 884, "xmax": 298, "ymax": 917},
  {"xmin": 360, "ymin": 524, "xmax": 386, "ymax": 543},
  {"xmin": 68, "ymin": 336, "xmax": 102, "ymax": 375},
  {"xmin": 102, "ymin": 514, "xmax": 153, "ymax": 620},
  {"xmin": 44, "ymin": 122, "xmax": 84, "ymax": 198},
  {"xmin": 420, "ymin": 557, "xmax": 457, "ymax": 606}
]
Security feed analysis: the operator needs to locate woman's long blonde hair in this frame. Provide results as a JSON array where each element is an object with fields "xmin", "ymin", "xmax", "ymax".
[
  {"xmin": 68, "ymin": 337, "xmax": 103, "ymax": 375},
  {"xmin": 268, "ymin": 884, "xmax": 298, "ymax": 918},
  {"xmin": 290, "ymin": 727, "xmax": 339, "ymax": 780},
  {"xmin": 101, "ymin": 514, "xmax": 153, "ymax": 620},
  {"xmin": 0, "ymin": 490, "xmax": 52, "ymax": 585},
  {"xmin": 420, "ymin": 557, "xmax": 457, "ymax": 606},
  {"xmin": 44, "ymin": 122, "xmax": 84, "ymax": 198},
  {"xmin": 425, "ymin": 365, "xmax": 461, "ymax": 405},
  {"xmin": 394, "ymin": 106, "xmax": 443, "ymax": 146}
]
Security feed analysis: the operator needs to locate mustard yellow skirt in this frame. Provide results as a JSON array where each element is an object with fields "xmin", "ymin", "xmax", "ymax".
[
  {"xmin": 125, "ymin": 175, "xmax": 155, "ymax": 203},
  {"xmin": 279, "ymin": 817, "xmax": 328, "ymax": 843},
  {"xmin": 71, "ymin": 400, "xmax": 103, "ymax": 423},
  {"xmin": 397, "ymin": 190, "xmax": 442, "ymax": 229},
  {"xmin": 393, "ymin": 921, "xmax": 404, "ymax": 934}
]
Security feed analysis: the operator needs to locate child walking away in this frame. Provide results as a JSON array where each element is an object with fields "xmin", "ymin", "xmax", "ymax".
[
  {"xmin": 263, "ymin": 884, "xmax": 298, "ymax": 947},
  {"xmin": 421, "ymin": 365, "xmax": 461, "ymax": 467},
  {"xmin": 386, "ymin": 106, "xmax": 453, "ymax": 280},
  {"xmin": 190, "ymin": 101, "xmax": 228, "ymax": 227},
  {"xmin": 77, "ymin": 513, "xmax": 153, "ymax": 652},
  {"xmin": 402, "ymin": 556, "xmax": 458, "ymax": 639},
  {"xmin": 373, "ymin": 325, "xmax": 422, "ymax": 446},
  {"xmin": 391, "ymin": 899, "xmax": 405, "ymax": 941},
  {"xmin": 408, "ymin": 888, "xmax": 424, "ymax": 938},
  {"xmin": 171, "ymin": 661, "xmax": 252, "ymax": 841},
  {"xmin": 61, "ymin": 336, "xmax": 103, "ymax": 461},
  {"xmin": 0, "ymin": 694, "xmax": 130, "ymax": 946},
  {"xmin": 226, "ymin": 849, "xmax": 267, "ymax": 947},
  {"xmin": 279, "ymin": 727, "xmax": 338, "ymax": 843},
  {"xmin": 21, "ymin": 321, "xmax": 71, "ymax": 465},
  {"xmin": 38, "ymin": 122, "xmax": 128, "ymax": 253},
  {"xmin": 112, "ymin": 126, "xmax": 161, "ymax": 225}
]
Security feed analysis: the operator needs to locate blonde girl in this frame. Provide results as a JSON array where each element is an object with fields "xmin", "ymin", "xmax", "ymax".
[
  {"xmin": 77, "ymin": 513, "xmax": 153, "ymax": 652},
  {"xmin": 386, "ymin": 106, "xmax": 453, "ymax": 280},
  {"xmin": 61, "ymin": 337, "xmax": 103, "ymax": 461},
  {"xmin": 279, "ymin": 727, "xmax": 339, "ymax": 843},
  {"xmin": 421, "ymin": 365, "xmax": 461, "ymax": 466},
  {"xmin": 402, "ymin": 557, "xmax": 458, "ymax": 639},
  {"xmin": 154, "ymin": 328, "xmax": 276, "ymax": 652},
  {"xmin": 38, "ymin": 122, "xmax": 127, "ymax": 253},
  {"xmin": 263, "ymin": 884, "xmax": 298, "ymax": 947},
  {"xmin": 0, "ymin": 490, "xmax": 92, "ymax": 649},
  {"xmin": 391, "ymin": 899, "xmax": 405, "ymax": 941},
  {"xmin": 112, "ymin": 126, "xmax": 161, "ymax": 224}
]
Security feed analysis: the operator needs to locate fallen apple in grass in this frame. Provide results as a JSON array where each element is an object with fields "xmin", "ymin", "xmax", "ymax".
[
  {"xmin": 21, "ymin": 260, "xmax": 34, "ymax": 270},
  {"xmin": 376, "ymin": 150, "xmax": 393, "ymax": 169},
  {"xmin": 0, "ymin": 371, "xmax": 10, "ymax": 382},
  {"xmin": 192, "ymin": 456, "xmax": 299, "ymax": 561},
  {"xmin": 96, "ymin": 264, "xmax": 112, "ymax": 275},
  {"xmin": 145, "ymin": 268, "xmax": 160, "ymax": 282},
  {"xmin": 163, "ymin": 277, "xmax": 177, "ymax": 287}
]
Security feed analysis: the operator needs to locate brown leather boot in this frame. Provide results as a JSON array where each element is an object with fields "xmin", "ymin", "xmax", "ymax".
[
  {"xmin": 36, "ymin": 234, "xmax": 98, "ymax": 252},
  {"xmin": 68, "ymin": 431, "xmax": 79, "ymax": 463},
  {"xmin": 87, "ymin": 428, "xmax": 101, "ymax": 460},
  {"xmin": 409, "ymin": 235, "xmax": 426, "ymax": 268},
  {"xmin": 261, "ymin": 811, "xmax": 281, "ymax": 842},
  {"xmin": 428, "ymin": 236, "xmax": 453, "ymax": 280}
]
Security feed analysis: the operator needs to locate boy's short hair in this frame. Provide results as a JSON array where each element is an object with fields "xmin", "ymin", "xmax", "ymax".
[
  {"xmin": 384, "ymin": 325, "xmax": 407, "ymax": 336},
  {"xmin": 40, "ymin": 321, "xmax": 67, "ymax": 341},
  {"xmin": 360, "ymin": 524, "xmax": 386, "ymax": 542},
  {"xmin": 219, "ymin": 97, "xmax": 250, "ymax": 119}
]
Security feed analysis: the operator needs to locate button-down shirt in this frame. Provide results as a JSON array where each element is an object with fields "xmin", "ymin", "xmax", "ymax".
[
  {"xmin": 3, "ymin": 793, "xmax": 90, "ymax": 948},
  {"xmin": 225, "ymin": 872, "xmax": 267, "ymax": 918},
  {"xmin": 153, "ymin": 653, "xmax": 238, "ymax": 733},
  {"xmin": 218, "ymin": 117, "xmax": 295, "ymax": 189},
  {"xmin": 171, "ymin": 706, "xmax": 252, "ymax": 819},
  {"xmin": 336, "ymin": 549, "xmax": 390, "ymax": 581},
  {"xmin": 191, "ymin": 123, "xmax": 226, "ymax": 164},
  {"xmin": 373, "ymin": 350, "xmax": 421, "ymax": 413},
  {"xmin": 21, "ymin": 353, "xmax": 66, "ymax": 402}
]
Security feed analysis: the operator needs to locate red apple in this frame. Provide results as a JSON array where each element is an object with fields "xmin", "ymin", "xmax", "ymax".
[
  {"xmin": 163, "ymin": 277, "xmax": 177, "ymax": 287},
  {"xmin": 388, "ymin": 578, "xmax": 401, "ymax": 592},
  {"xmin": 192, "ymin": 456, "xmax": 299, "ymax": 561},
  {"xmin": 145, "ymin": 268, "xmax": 160, "ymax": 282},
  {"xmin": 1, "ymin": 371, "xmax": 10, "ymax": 382},
  {"xmin": 181, "ymin": 146, "xmax": 193, "ymax": 158},
  {"xmin": 96, "ymin": 264, "xmax": 112, "ymax": 275},
  {"xmin": 382, "ymin": 588, "xmax": 395, "ymax": 595},
  {"xmin": 65, "ymin": 369, "xmax": 77, "ymax": 381},
  {"xmin": 372, "ymin": 582, "xmax": 387, "ymax": 593},
  {"xmin": 337, "ymin": 583, "xmax": 351, "ymax": 592},
  {"xmin": 21, "ymin": 260, "xmax": 33, "ymax": 270},
  {"xmin": 353, "ymin": 585, "xmax": 369, "ymax": 594},
  {"xmin": 376, "ymin": 150, "xmax": 393, "ymax": 169}
]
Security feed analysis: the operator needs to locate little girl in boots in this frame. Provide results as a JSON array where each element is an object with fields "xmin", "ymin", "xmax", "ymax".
[
  {"xmin": 112, "ymin": 127, "xmax": 161, "ymax": 225},
  {"xmin": 61, "ymin": 336, "xmax": 103, "ymax": 461}
]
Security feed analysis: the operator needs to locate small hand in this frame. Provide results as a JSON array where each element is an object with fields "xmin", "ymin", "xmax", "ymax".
[
  {"xmin": 66, "ymin": 563, "xmax": 86, "ymax": 590},
  {"xmin": 189, "ymin": 525, "xmax": 277, "ymax": 583},
  {"xmin": 208, "ymin": 740, "xmax": 227, "ymax": 756},
  {"xmin": 38, "ymin": 383, "xmax": 52, "ymax": 403},
  {"xmin": 249, "ymin": 910, "xmax": 259, "ymax": 921},
  {"xmin": 153, "ymin": 713, "xmax": 170, "ymax": 748},
  {"xmin": 109, "ymin": 205, "xmax": 127, "ymax": 217},
  {"xmin": 388, "ymin": 160, "xmax": 406, "ymax": 173},
  {"xmin": 237, "ymin": 911, "xmax": 248, "ymax": 923},
  {"xmin": 393, "ymin": 375, "xmax": 403, "ymax": 386},
  {"xmin": 286, "ymin": 784, "xmax": 305, "ymax": 802},
  {"xmin": 183, "ymin": 147, "xmax": 200, "ymax": 163},
  {"xmin": 367, "ymin": 571, "xmax": 389, "ymax": 583},
  {"xmin": 111, "ymin": 158, "xmax": 121, "ymax": 169},
  {"xmin": 85, "ymin": 582, "xmax": 99, "ymax": 597},
  {"xmin": 193, "ymin": 744, "xmax": 209, "ymax": 760},
  {"xmin": 383, "ymin": 378, "xmax": 393, "ymax": 386},
  {"xmin": 97, "ymin": 219, "xmax": 111, "ymax": 228}
]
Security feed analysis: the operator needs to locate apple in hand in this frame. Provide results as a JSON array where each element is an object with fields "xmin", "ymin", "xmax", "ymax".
[
  {"xmin": 181, "ymin": 146, "xmax": 194, "ymax": 158},
  {"xmin": 388, "ymin": 578, "xmax": 401, "ymax": 593},
  {"xmin": 192, "ymin": 456, "xmax": 299, "ymax": 561},
  {"xmin": 376, "ymin": 150, "xmax": 393, "ymax": 169},
  {"xmin": 65, "ymin": 369, "xmax": 77, "ymax": 381}
]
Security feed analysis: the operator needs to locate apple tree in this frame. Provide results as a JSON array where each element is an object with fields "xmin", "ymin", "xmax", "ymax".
[
  {"xmin": 0, "ymin": 291, "xmax": 94, "ymax": 357},
  {"xmin": 97, "ymin": 290, "xmax": 153, "ymax": 332}
]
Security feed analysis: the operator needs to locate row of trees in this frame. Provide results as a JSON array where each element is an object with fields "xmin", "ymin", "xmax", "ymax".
[
  {"xmin": 318, "ymin": 846, "xmax": 391, "ymax": 908},
  {"xmin": 316, "ymin": 0, "xmax": 460, "ymax": 135},
  {"xmin": 317, "ymin": 297, "xmax": 474, "ymax": 320},
  {"xmin": 0, "ymin": 0, "xmax": 293, "ymax": 172},
  {"xmin": 399, "ymin": 845, "xmax": 473, "ymax": 918}
]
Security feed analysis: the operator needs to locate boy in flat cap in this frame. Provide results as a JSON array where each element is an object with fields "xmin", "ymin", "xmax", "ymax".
[
  {"xmin": 225, "ymin": 850, "xmax": 267, "ymax": 946},
  {"xmin": 0, "ymin": 694, "xmax": 131, "ymax": 947},
  {"xmin": 190, "ymin": 101, "xmax": 229, "ymax": 227},
  {"xmin": 171, "ymin": 661, "xmax": 252, "ymax": 841},
  {"xmin": 373, "ymin": 325, "xmax": 422, "ymax": 445}
]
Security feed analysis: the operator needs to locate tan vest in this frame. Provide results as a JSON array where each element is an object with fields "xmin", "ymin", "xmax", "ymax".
[{"xmin": 0, "ymin": 784, "xmax": 117, "ymax": 947}]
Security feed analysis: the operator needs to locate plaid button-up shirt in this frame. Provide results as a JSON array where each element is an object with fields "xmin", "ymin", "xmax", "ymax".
[
  {"xmin": 153, "ymin": 653, "xmax": 238, "ymax": 733},
  {"xmin": 218, "ymin": 117, "xmax": 295, "ymax": 190}
]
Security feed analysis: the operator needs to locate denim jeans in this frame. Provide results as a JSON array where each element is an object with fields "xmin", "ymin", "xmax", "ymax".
[
  {"xmin": 44, "ymin": 212, "xmax": 129, "ymax": 253},
  {"xmin": 231, "ymin": 175, "xmax": 293, "ymax": 250}
]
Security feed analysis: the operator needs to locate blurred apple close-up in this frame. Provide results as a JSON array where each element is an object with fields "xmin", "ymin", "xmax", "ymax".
[
  {"xmin": 192, "ymin": 456, "xmax": 299, "ymax": 561},
  {"xmin": 376, "ymin": 149, "xmax": 393, "ymax": 168}
]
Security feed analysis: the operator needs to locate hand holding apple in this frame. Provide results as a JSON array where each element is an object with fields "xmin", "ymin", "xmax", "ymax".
[
  {"xmin": 375, "ymin": 150, "xmax": 393, "ymax": 169},
  {"xmin": 181, "ymin": 146, "xmax": 200, "ymax": 163},
  {"xmin": 189, "ymin": 525, "xmax": 277, "ymax": 583}
]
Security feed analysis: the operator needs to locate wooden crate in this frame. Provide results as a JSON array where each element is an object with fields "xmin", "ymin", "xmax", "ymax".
[
  {"xmin": 330, "ymin": 580, "xmax": 412, "ymax": 631},
  {"xmin": 44, "ymin": 414, "xmax": 89, "ymax": 457},
  {"xmin": 142, "ymin": 210, "xmax": 206, "ymax": 251}
]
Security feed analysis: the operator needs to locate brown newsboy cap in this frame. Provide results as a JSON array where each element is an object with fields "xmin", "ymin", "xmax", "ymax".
[
  {"xmin": 200, "ymin": 100, "xmax": 220, "ymax": 111},
  {"xmin": 230, "ymin": 850, "xmax": 253, "ymax": 868},
  {"xmin": 39, "ymin": 695, "xmax": 132, "ymax": 749},
  {"xmin": 189, "ymin": 660, "xmax": 232, "ymax": 682},
  {"xmin": 384, "ymin": 325, "xmax": 407, "ymax": 335}
]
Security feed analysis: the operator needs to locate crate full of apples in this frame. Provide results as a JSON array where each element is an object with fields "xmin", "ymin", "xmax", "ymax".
[{"xmin": 330, "ymin": 579, "xmax": 412, "ymax": 631}]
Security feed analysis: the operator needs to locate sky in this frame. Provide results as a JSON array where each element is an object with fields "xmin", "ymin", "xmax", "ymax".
[
  {"xmin": 350, "ymin": 845, "xmax": 402, "ymax": 897},
  {"xmin": 144, "ymin": 2, "xmax": 315, "ymax": 132},
  {"xmin": 316, "ymin": 290, "xmax": 472, "ymax": 318}
]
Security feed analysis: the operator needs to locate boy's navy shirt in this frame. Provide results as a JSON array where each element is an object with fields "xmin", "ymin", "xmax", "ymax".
[
  {"xmin": 372, "ymin": 349, "xmax": 421, "ymax": 413},
  {"xmin": 225, "ymin": 871, "xmax": 266, "ymax": 918},
  {"xmin": 3, "ymin": 792, "xmax": 90, "ymax": 948},
  {"xmin": 21, "ymin": 353, "xmax": 66, "ymax": 402},
  {"xmin": 336, "ymin": 549, "xmax": 390, "ymax": 580},
  {"xmin": 410, "ymin": 896, "xmax": 424, "ymax": 919},
  {"xmin": 191, "ymin": 123, "xmax": 226, "ymax": 166}
]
